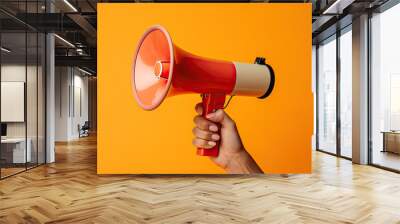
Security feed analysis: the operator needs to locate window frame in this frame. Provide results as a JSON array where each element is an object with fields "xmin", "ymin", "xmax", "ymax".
[
  {"xmin": 315, "ymin": 24, "xmax": 353, "ymax": 161},
  {"xmin": 367, "ymin": 0, "xmax": 400, "ymax": 173}
]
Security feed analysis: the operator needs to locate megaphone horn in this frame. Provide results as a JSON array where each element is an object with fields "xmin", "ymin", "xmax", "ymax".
[{"xmin": 132, "ymin": 25, "xmax": 275, "ymax": 157}]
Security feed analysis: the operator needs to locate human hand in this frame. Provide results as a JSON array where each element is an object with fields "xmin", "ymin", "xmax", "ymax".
[{"xmin": 192, "ymin": 103, "xmax": 263, "ymax": 174}]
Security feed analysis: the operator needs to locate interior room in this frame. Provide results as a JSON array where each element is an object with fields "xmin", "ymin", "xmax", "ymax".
[
  {"xmin": 0, "ymin": 0, "xmax": 399, "ymax": 223},
  {"xmin": 1, "ymin": 24, "xmax": 46, "ymax": 177}
]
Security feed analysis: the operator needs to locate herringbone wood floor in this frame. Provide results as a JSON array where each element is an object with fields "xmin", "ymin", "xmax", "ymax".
[{"xmin": 1, "ymin": 135, "xmax": 400, "ymax": 224}]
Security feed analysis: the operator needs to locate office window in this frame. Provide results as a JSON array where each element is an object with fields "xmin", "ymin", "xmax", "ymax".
[
  {"xmin": 339, "ymin": 28, "xmax": 352, "ymax": 158},
  {"xmin": 317, "ymin": 36, "xmax": 337, "ymax": 154},
  {"xmin": 371, "ymin": 3, "xmax": 400, "ymax": 171}
]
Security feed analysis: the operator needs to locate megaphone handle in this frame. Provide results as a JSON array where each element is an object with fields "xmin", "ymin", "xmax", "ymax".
[{"xmin": 197, "ymin": 93, "xmax": 226, "ymax": 157}]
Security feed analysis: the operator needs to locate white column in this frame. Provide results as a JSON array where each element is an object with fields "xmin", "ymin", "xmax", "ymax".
[
  {"xmin": 352, "ymin": 14, "xmax": 369, "ymax": 164},
  {"xmin": 45, "ymin": 0, "xmax": 56, "ymax": 163},
  {"xmin": 46, "ymin": 32, "xmax": 55, "ymax": 163}
]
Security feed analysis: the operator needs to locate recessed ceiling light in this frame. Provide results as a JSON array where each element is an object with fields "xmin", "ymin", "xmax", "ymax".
[
  {"xmin": 63, "ymin": 0, "xmax": 78, "ymax": 12},
  {"xmin": 54, "ymin": 34, "xmax": 75, "ymax": 48},
  {"xmin": 78, "ymin": 67, "xmax": 93, "ymax": 76},
  {"xmin": 323, "ymin": 0, "xmax": 355, "ymax": 15},
  {"xmin": 1, "ymin": 47, "xmax": 11, "ymax": 53}
]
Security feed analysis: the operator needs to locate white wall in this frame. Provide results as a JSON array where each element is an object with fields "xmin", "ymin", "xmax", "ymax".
[
  {"xmin": 1, "ymin": 65, "xmax": 38, "ymax": 138},
  {"xmin": 1, "ymin": 63, "xmax": 46, "ymax": 164},
  {"xmin": 55, "ymin": 67, "xmax": 89, "ymax": 141},
  {"xmin": 1, "ymin": 82, "xmax": 25, "ymax": 122},
  {"xmin": 72, "ymin": 73, "xmax": 89, "ymax": 138},
  {"xmin": 55, "ymin": 67, "xmax": 70, "ymax": 141},
  {"xmin": 1, "ymin": 65, "xmax": 26, "ymax": 134}
]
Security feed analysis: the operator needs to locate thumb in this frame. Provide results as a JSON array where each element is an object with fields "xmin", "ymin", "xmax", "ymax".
[{"xmin": 206, "ymin": 109, "xmax": 235, "ymax": 128}]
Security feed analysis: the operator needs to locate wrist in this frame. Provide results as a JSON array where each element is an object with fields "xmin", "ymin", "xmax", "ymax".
[{"xmin": 225, "ymin": 148, "xmax": 263, "ymax": 174}]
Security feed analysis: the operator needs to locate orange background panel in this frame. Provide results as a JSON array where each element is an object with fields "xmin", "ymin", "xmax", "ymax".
[{"xmin": 97, "ymin": 3, "xmax": 313, "ymax": 174}]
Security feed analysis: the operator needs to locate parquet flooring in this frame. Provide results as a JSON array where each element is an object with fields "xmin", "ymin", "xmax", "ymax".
[
  {"xmin": 1, "ymin": 135, "xmax": 400, "ymax": 223},
  {"xmin": 0, "ymin": 167, "xmax": 25, "ymax": 178}
]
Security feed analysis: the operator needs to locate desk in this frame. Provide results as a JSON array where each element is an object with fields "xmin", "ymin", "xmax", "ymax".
[
  {"xmin": 382, "ymin": 131, "xmax": 400, "ymax": 154},
  {"xmin": 1, "ymin": 138, "xmax": 31, "ymax": 163}
]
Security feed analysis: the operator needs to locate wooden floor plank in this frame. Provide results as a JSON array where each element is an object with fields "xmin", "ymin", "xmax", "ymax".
[{"xmin": 0, "ymin": 135, "xmax": 400, "ymax": 223}]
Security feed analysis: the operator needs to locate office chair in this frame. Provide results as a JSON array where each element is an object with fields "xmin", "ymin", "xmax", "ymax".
[{"xmin": 79, "ymin": 121, "xmax": 90, "ymax": 138}]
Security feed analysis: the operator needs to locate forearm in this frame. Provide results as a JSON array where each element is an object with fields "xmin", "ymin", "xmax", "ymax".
[{"xmin": 225, "ymin": 149, "xmax": 264, "ymax": 174}]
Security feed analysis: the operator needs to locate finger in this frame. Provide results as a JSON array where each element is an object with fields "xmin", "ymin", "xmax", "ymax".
[
  {"xmin": 195, "ymin": 103, "xmax": 203, "ymax": 115},
  {"xmin": 192, "ymin": 127, "xmax": 220, "ymax": 141},
  {"xmin": 192, "ymin": 138, "xmax": 216, "ymax": 149},
  {"xmin": 193, "ymin": 115, "xmax": 218, "ymax": 132},
  {"xmin": 205, "ymin": 109, "xmax": 235, "ymax": 127}
]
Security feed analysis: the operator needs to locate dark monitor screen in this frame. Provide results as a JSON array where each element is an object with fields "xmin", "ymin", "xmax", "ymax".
[{"xmin": 1, "ymin": 123, "xmax": 7, "ymax": 137}]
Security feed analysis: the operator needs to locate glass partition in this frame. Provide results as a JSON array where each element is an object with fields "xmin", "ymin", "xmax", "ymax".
[
  {"xmin": 317, "ymin": 35, "xmax": 337, "ymax": 154},
  {"xmin": 27, "ymin": 30, "xmax": 38, "ymax": 169},
  {"xmin": 1, "ymin": 30, "xmax": 28, "ymax": 177},
  {"xmin": 0, "ymin": 1, "xmax": 46, "ymax": 179},
  {"xmin": 26, "ymin": 0, "xmax": 43, "ymax": 169},
  {"xmin": 38, "ymin": 32, "xmax": 45, "ymax": 165}
]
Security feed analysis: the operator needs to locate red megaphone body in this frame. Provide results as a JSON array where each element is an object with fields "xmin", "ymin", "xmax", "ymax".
[{"xmin": 132, "ymin": 25, "xmax": 275, "ymax": 157}]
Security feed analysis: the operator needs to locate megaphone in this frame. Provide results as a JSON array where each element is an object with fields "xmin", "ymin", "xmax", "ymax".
[{"xmin": 132, "ymin": 25, "xmax": 275, "ymax": 157}]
